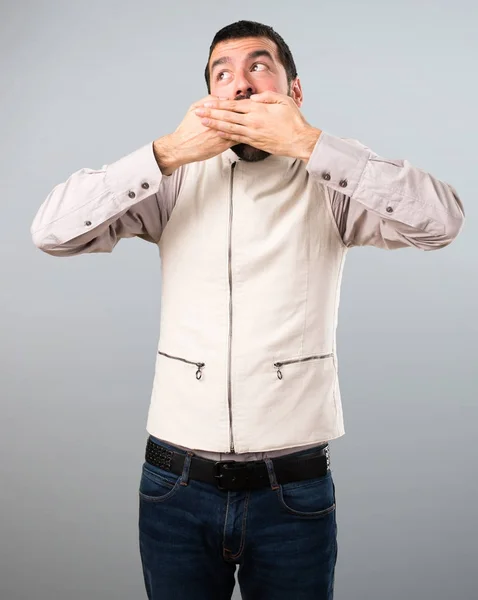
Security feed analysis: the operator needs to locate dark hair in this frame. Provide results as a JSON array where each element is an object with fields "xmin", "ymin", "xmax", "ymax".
[{"xmin": 204, "ymin": 20, "xmax": 298, "ymax": 93}]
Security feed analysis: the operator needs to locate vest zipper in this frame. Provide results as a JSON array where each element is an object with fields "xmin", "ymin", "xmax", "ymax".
[
  {"xmin": 274, "ymin": 353, "xmax": 334, "ymax": 380},
  {"xmin": 227, "ymin": 162, "xmax": 237, "ymax": 452},
  {"xmin": 158, "ymin": 351, "xmax": 205, "ymax": 380}
]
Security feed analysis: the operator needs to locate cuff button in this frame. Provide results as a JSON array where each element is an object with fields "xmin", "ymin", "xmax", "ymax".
[
  {"xmin": 322, "ymin": 172, "xmax": 331, "ymax": 181},
  {"xmin": 141, "ymin": 182, "xmax": 150, "ymax": 189},
  {"xmin": 386, "ymin": 206, "xmax": 394, "ymax": 213},
  {"xmin": 128, "ymin": 191, "xmax": 136, "ymax": 199},
  {"xmin": 339, "ymin": 179, "xmax": 348, "ymax": 188},
  {"xmin": 85, "ymin": 220, "xmax": 92, "ymax": 226}
]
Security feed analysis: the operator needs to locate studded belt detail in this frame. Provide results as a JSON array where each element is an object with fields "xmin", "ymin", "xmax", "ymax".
[{"xmin": 145, "ymin": 437, "xmax": 329, "ymax": 492}]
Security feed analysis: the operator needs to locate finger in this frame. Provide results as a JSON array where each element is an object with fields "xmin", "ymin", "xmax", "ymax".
[
  {"xmin": 201, "ymin": 118, "xmax": 248, "ymax": 136},
  {"xmin": 190, "ymin": 94, "xmax": 227, "ymax": 110},
  {"xmin": 203, "ymin": 99, "xmax": 252, "ymax": 114},
  {"xmin": 217, "ymin": 131, "xmax": 250, "ymax": 144},
  {"xmin": 190, "ymin": 96, "xmax": 214, "ymax": 110},
  {"xmin": 194, "ymin": 107, "xmax": 246, "ymax": 125},
  {"xmin": 250, "ymin": 91, "xmax": 287, "ymax": 104}
]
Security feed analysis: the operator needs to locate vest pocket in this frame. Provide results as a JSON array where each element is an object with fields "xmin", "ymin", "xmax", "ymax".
[
  {"xmin": 158, "ymin": 351, "xmax": 205, "ymax": 380},
  {"xmin": 273, "ymin": 353, "xmax": 334, "ymax": 380}
]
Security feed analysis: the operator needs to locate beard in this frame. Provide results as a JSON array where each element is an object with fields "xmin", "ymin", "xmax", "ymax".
[
  {"xmin": 230, "ymin": 88, "xmax": 291, "ymax": 163},
  {"xmin": 231, "ymin": 143, "xmax": 271, "ymax": 163}
]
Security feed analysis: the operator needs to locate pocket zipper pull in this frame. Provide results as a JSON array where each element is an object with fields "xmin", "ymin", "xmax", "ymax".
[
  {"xmin": 274, "ymin": 363, "xmax": 283, "ymax": 380},
  {"xmin": 195, "ymin": 363, "xmax": 205, "ymax": 380}
]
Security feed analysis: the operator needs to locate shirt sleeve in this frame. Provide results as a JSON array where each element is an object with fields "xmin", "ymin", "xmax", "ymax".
[
  {"xmin": 30, "ymin": 142, "xmax": 183, "ymax": 257},
  {"xmin": 306, "ymin": 132, "xmax": 465, "ymax": 250}
]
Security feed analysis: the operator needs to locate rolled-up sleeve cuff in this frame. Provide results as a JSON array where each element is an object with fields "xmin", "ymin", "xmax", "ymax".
[
  {"xmin": 306, "ymin": 132, "xmax": 370, "ymax": 196},
  {"xmin": 104, "ymin": 142, "xmax": 163, "ymax": 204}
]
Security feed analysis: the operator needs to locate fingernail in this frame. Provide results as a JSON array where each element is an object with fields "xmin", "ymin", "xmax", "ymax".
[{"xmin": 203, "ymin": 102, "xmax": 213, "ymax": 107}]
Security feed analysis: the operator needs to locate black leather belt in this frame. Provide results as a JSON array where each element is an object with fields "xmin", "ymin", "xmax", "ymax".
[{"xmin": 145, "ymin": 437, "xmax": 329, "ymax": 491}]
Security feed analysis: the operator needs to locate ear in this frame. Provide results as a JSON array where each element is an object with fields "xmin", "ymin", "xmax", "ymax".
[{"xmin": 290, "ymin": 77, "xmax": 303, "ymax": 108}]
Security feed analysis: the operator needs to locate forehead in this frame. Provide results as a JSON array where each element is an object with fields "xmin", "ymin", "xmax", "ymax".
[{"xmin": 209, "ymin": 36, "xmax": 280, "ymax": 66}]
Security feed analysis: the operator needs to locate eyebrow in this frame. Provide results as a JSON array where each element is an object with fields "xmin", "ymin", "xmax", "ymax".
[{"xmin": 210, "ymin": 49, "xmax": 275, "ymax": 74}]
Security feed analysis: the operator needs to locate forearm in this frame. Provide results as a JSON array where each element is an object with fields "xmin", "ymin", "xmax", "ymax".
[
  {"xmin": 305, "ymin": 132, "xmax": 465, "ymax": 249},
  {"xmin": 31, "ymin": 143, "xmax": 165, "ymax": 255}
]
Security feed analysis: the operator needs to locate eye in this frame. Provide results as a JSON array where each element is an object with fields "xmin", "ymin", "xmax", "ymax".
[
  {"xmin": 216, "ymin": 71, "xmax": 231, "ymax": 81},
  {"xmin": 251, "ymin": 63, "xmax": 268, "ymax": 72}
]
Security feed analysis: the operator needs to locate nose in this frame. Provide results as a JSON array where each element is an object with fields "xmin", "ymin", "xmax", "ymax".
[{"xmin": 234, "ymin": 71, "xmax": 256, "ymax": 98}]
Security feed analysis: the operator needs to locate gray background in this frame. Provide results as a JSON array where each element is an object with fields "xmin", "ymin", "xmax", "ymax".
[{"xmin": 1, "ymin": 0, "xmax": 476, "ymax": 598}]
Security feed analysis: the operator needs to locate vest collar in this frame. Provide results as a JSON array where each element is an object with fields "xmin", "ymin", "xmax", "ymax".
[{"xmin": 221, "ymin": 148, "xmax": 298, "ymax": 170}]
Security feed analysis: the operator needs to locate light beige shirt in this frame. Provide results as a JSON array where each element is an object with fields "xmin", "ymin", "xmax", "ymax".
[{"xmin": 31, "ymin": 132, "xmax": 465, "ymax": 462}]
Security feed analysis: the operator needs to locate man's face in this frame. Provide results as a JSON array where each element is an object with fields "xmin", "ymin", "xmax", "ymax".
[{"xmin": 208, "ymin": 36, "xmax": 302, "ymax": 162}]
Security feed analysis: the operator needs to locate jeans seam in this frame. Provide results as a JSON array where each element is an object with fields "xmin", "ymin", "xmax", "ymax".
[
  {"xmin": 222, "ymin": 492, "xmax": 232, "ymax": 557},
  {"xmin": 229, "ymin": 491, "xmax": 251, "ymax": 560}
]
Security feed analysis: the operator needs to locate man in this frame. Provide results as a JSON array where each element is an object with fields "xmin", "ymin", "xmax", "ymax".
[{"xmin": 30, "ymin": 19, "xmax": 464, "ymax": 600}]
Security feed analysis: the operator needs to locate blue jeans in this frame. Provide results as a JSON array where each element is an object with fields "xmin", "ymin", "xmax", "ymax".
[{"xmin": 138, "ymin": 436, "xmax": 338, "ymax": 599}]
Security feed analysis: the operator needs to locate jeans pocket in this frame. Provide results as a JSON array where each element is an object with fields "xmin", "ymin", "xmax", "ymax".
[
  {"xmin": 276, "ymin": 470, "xmax": 336, "ymax": 518},
  {"xmin": 138, "ymin": 461, "xmax": 182, "ymax": 503}
]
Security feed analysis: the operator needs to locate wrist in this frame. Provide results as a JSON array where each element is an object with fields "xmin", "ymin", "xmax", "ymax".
[
  {"xmin": 153, "ymin": 135, "xmax": 181, "ymax": 176},
  {"xmin": 295, "ymin": 126, "xmax": 322, "ymax": 164}
]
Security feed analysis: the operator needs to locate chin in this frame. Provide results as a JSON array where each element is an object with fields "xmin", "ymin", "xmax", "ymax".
[{"xmin": 231, "ymin": 143, "xmax": 271, "ymax": 163}]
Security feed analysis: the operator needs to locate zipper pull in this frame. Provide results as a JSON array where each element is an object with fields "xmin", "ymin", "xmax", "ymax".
[
  {"xmin": 195, "ymin": 363, "xmax": 205, "ymax": 380},
  {"xmin": 274, "ymin": 363, "xmax": 283, "ymax": 380}
]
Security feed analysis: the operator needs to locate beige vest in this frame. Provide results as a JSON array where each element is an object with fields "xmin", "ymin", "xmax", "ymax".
[{"xmin": 146, "ymin": 148, "xmax": 348, "ymax": 453}]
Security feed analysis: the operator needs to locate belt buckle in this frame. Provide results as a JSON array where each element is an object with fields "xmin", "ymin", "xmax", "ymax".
[{"xmin": 213, "ymin": 460, "xmax": 237, "ymax": 491}]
